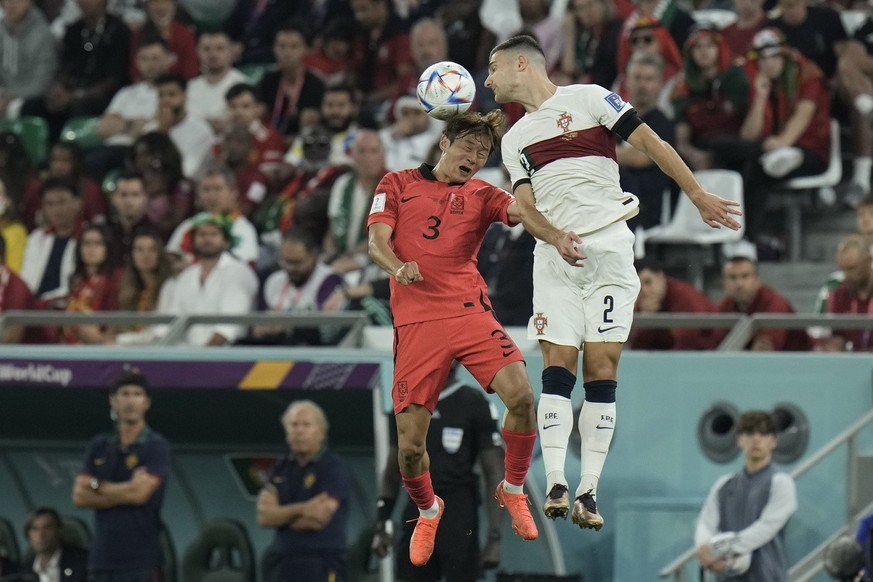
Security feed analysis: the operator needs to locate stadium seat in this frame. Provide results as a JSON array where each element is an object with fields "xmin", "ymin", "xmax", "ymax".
[
  {"xmin": 0, "ymin": 515, "xmax": 20, "ymax": 564},
  {"xmin": 638, "ymin": 169, "xmax": 745, "ymax": 288},
  {"xmin": 181, "ymin": 519, "xmax": 256, "ymax": 582},
  {"xmin": 238, "ymin": 63, "xmax": 275, "ymax": 85},
  {"xmin": 0, "ymin": 116, "xmax": 49, "ymax": 165},
  {"xmin": 61, "ymin": 515, "xmax": 92, "ymax": 549},
  {"xmin": 60, "ymin": 117, "xmax": 104, "ymax": 150}
]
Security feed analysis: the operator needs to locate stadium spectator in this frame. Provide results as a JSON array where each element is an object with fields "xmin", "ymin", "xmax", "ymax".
[
  {"xmin": 224, "ymin": 0, "xmax": 297, "ymax": 65},
  {"xmin": 293, "ymin": 0, "xmax": 354, "ymax": 31},
  {"xmin": 325, "ymin": 129, "xmax": 386, "ymax": 274},
  {"xmin": 0, "ymin": 131, "xmax": 42, "ymax": 230},
  {"xmin": 0, "ymin": 234, "xmax": 37, "ymax": 344},
  {"xmin": 61, "ymin": 223, "xmax": 121, "ymax": 344},
  {"xmin": 118, "ymin": 227, "xmax": 170, "ymax": 313},
  {"xmin": 166, "ymin": 165, "xmax": 259, "ymax": 266},
  {"xmin": 721, "ymin": 0, "xmax": 767, "ymax": 58},
  {"xmin": 737, "ymin": 28, "xmax": 830, "ymax": 243},
  {"xmin": 106, "ymin": 170, "xmax": 155, "ymax": 261},
  {"xmin": 372, "ymin": 364, "xmax": 506, "ymax": 579},
  {"xmin": 284, "ymin": 85, "xmax": 360, "ymax": 171},
  {"xmin": 21, "ymin": 177, "xmax": 82, "ymax": 304},
  {"xmin": 631, "ymin": 261, "xmax": 717, "ymax": 350},
  {"xmin": 303, "ymin": 17, "xmax": 356, "ymax": 88},
  {"xmin": 249, "ymin": 228, "xmax": 344, "ymax": 346},
  {"xmin": 822, "ymin": 234, "xmax": 873, "ymax": 352},
  {"xmin": 258, "ymin": 400, "xmax": 351, "ymax": 582},
  {"xmin": 435, "ymin": 0, "xmax": 494, "ymax": 75},
  {"xmin": 767, "ymin": 0, "xmax": 848, "ymax": 81},
  {"xmin": 24, "ymin": 142, "xmax": 108, "ymax": 230},
  {"xmin": 618, "ymin": 53, "xmax": 675, "ymax": 232},
  {"xmin": 379, "ymin": 95, "xmax": 443, "ymax": 172},
  {"xmin": 518, "ymin": 0, "xmax": 564, "ymax": 72},
  {"xmin": 389, "ymin": 17, "xmax": 448, "ymax": 122},
  {"xmin": 224, "ymin": 82, "xmax": 286, "ymax": 173},
  {"xmin": 257, "ymin": 21, "xmax": 324, "ymax": 142},
  {"xmin": 141, "ymin": 73, "xmax": 215, "ymax": 178},
  {"xmin": 215, "ymin": 122, "xmax": 269, "ymax": 219},
  {"xmin": 72, "ymin": 369, "xmax": 171, "ymax": 582},
  {"xmin": 673, "ymin": 27, "xmax": 750, "ymax": 172},
  {"xmin": 0, "ymin": 180, "xmax": 26, "ymax": 273},
  {"xmin": 21, "ymin": 0, "xmax": 132, "ymax": 141},
  {"xmin": 186, "ymin": 30, "xmax": 248, "ymax": 132},
  {"xmin": 131, "ymin": 0, "xmax": 198, "ymax": 81},
  {"xmin": 615, "ymin": 17, "xmax": 683, "ymax": 114},
  {"xmin": 622, "ymin": 0, "xmax": 696, "ymax": 56},
  {"xmin": 23, "ymin": 507, "xmax": 88, "ymax": 582},
  {"xmin": 695, "ymin": 411, "xmax": 797, "ymax": 581},
  {"xmin": 349, "ymin": 0, "xmax": 413, "ymax": 118},
  {"xmin": 160, "ymin": 212, "xmax": 258, "ymax": 345},
  {"xmin": 0, "ymin": 0, "xmax": 58, "ymax": 119},
  {"xmin": 709, "ymin": 256, "xmax": 811, "ymax": 351},
  {"xmin": 555, "ymin": 0, "xmax": 622, "ymax": 89},
  {"xmin": 125, "ymin": 131, "xmax": 195, "ymax": 235}
]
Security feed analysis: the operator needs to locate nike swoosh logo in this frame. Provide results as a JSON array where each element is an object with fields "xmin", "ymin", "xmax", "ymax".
[
  {"xmin": 595, "ymin": 425, "xmax": 614, "ymax": 430},
  {"xmin": 543, "ymin": 424, "xmax": 560, "ymax": 430},
  {"xmin": 597, "ymin": 325, "xmax": 620, "ymax": 333},
  {"xmin": 502, "ymin": 350, "xmax": 517, "ymax": 358},
  {"xmin": 400, "ymin": 196, "xmax": 420, "ymax": 203}
]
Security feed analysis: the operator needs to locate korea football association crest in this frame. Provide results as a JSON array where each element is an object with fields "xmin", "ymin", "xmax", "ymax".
[
  {"xmin": 397, "ymin": 380, "xmax": 408, "ymax": 402},
  {"xmin": 556, "ymin": 112, "xmax": 573, "ymax": 134},
  {"xmin": 533, "ymin": 312, "xmax": 548, "ymax": 335},
  {"xmin": 450, "ymin": 193, "xmax": 465, "ymax": 215}
]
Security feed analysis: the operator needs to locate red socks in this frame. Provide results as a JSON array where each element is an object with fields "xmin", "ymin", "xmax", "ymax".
[
  {"xmin": 402, "ymin": 471, "xmax": 435, "ymax": 511},
  {"xmin": 502, "ymin": 428, "xmax": 536, "ymax": 487}
]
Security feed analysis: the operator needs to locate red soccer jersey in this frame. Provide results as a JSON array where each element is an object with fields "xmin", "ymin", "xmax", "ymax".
[{"xmin": 367, "ymin": 164, "xmax": 516, "ymax": 327}]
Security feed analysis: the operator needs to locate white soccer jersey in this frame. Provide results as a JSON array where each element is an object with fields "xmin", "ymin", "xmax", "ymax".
[{"xmin": 502, "ymin": 84, "xmax": 640, "ymax": 236}]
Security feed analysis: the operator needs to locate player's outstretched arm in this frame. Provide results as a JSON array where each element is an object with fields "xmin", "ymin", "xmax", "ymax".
[
  {"xmin": 368, "ymin": 223, "xmax": 423, "ymax": 285},
  {"xmin": 508, "ymin": 184, "xmax": 585, "ymax": 266},
  {"xmin": 626, "ymin": 123, "xmax": 742, "ymax": 231}
]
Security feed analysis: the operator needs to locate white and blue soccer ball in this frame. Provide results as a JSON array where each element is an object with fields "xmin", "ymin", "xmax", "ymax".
[{"xmin": 416, "ymin": 61, "xmax": 476, "ymax": 121}]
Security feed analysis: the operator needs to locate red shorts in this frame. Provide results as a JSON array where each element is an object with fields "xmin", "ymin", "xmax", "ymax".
[{"xmin": 392, "ymin": 312, "xmax": 526, "ymax": 413}]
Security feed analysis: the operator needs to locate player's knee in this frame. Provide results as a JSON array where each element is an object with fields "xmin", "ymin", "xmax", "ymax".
[
  {"xmin": 504, "ymin": 385, "xmax": 535, "ymax": 416},
  {"xmin": 398, "ymin": 441, "xmax": 426, "ymax": 467},
  {"xmin": 542, "ymin": 366, "xmax": 576, "ymax": 398},
  {"xmin": 583, "ymin": 380, "xmax": 617, "ymax": 403}
]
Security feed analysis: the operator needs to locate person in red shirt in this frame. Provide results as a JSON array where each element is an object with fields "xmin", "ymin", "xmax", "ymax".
[
  {"xmin": 710, "ymin": 256, "xmax": 811, "ymax": 351},
  {"xmin": 823, "ymin": 234, "xmax": 873, "ymax": 352},
  {"xmin": 631, "ymin": 261, "xmax": 717, "ymax": 350},
  {"xmin": 0, "ymin": 234, "xmax": 36, "ymax": 344},
  {"xmin": 721, "ymin": 0, "xmax": 767, "ymax": 58},
  {"xmin": 225, "ymin": 83, "xmax": 287, "ymax": 175},
  {"xmin": 367, "ymin": 110, "xmax": 582, "ymax": 566},
  {"xmin": 131, "ymin": 0, "xmax": 199, "ymax": 81}
]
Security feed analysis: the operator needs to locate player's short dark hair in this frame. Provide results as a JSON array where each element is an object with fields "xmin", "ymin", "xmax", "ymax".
[
  {"xmin": 225, "ymin": 82, "xmax": 261, "ymax": 104},
  {"xmin": 25, "ymin": 507, "xmax": 62, "ymax": 536},
  {"xmin": 40, "ymin": 176, "xmax": 80, "ymax": 199},
  {"xmin": 738, "ymin": 411, "xmax": 776, "ymax": 435},
  {"xmin": 155, "ymin": 72, "xmax": 186, "ymax": 92},
  {"xmin": 277, "ymin": 19, "xmax": 312, "ymax": 46},
  {"xmin": 490, "ymin": 34, "xmax": 546, "ymax": 62},
  {"xmin": 443, "ymin": 110, "xmax": 505, "ymax": 155},
  {"xmin": 112, "ymin": 369, "xmax": 150, "ymax": 394}
]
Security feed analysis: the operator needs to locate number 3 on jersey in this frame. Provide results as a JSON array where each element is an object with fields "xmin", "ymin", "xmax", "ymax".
[{"xmin": 422, "ymin": 215, "xmax": 441, "ymax": 240}]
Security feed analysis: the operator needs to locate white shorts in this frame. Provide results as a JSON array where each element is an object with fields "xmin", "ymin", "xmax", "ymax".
[{"xmin": 527, "ymin": 221, "xmax": 639, "ymax": 347}]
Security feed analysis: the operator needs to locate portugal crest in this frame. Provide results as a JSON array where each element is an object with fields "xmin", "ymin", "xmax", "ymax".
[
  {"xmin": 556, "ymin": 112, "xmax": 573, "ymax": 133},
  {"xmin": 533, "ymin": 312, "xmax": 548, "ymax": 335}
]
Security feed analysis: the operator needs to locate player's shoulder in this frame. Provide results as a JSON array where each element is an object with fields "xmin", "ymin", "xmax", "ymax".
[{"xmin": 380, "ymin": 166, "xmax": 424, "ymax": 190}]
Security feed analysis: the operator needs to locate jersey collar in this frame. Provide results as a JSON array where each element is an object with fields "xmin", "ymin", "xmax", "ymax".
[{"xmin": 418, "ymin": 163, "xmax": 466, "ymax": 187}]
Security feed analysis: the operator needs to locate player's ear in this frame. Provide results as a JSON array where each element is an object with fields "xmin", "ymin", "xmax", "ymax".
[{"xmin": 438, "ymin": 134, "xmax": 449, "ymax": 153}]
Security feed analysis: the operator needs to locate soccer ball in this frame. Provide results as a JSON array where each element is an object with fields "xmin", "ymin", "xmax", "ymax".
[{"xmin": 416, "ymin": 61, "xmax": 476, "ymax": 120}]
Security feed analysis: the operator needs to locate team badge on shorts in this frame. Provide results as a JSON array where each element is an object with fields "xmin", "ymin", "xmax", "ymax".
[
  {"xmin": 397, "ymin": 380, "xmax": 408, "ymax": 402},
  {"xmin": 533, "ymin": 312, "xmax": 548, "ymax": 335},
  {"xmin": 556, "ymin": 112, "xmax": 573, "ymax": 133}
]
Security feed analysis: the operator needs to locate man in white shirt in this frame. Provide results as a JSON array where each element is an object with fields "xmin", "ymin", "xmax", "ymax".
[
  {"xmin": 25, "ymin": 507, "xmax": 89, "ymax": 582},
  {"xmin": 143, "ymin": 73, "xmax": 216, "ymax": 178},
  {"xmin": 186, "ymin": 30, "xmax": 247, "ymax": 132},
  {"xmin": 94, "ymin": 35, "xmax": 173, "ymax": 146},
  {"xmin": 162, "ymin": 213, "xmax": 258, "ymax": 346},
  {"xmin": 379, "ymin": 94, "xmax": 443, "ymax": 172},
  {"xmin": 166, "ymin": 165, "xmax": 259, "ymax": 265}
]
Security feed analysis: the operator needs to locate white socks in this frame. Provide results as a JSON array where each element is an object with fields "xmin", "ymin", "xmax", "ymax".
[
  {"xmin": 537, "ymin": 393, "xmax": 573, "ymax": 490},
  {"xmin": 577, "ymin": 400, "xmax": 616, "ymax": 499},
  {"xmin": 420, "ymin": 499, "xmax": 440, "ymax": 519}
]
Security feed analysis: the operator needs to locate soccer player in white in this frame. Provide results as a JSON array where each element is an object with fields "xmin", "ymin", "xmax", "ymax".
[{"xmin": 485, "ymin": 35, "xmax": 743, "ymax": 529}]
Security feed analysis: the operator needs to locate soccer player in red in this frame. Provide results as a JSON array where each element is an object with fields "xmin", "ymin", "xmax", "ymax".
[{"xmin": 367, "ymin": 110, "xmax": 583, "ymax": 566}]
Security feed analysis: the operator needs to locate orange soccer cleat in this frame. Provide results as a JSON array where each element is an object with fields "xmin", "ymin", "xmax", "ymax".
[
  {"xmin": 495, "ymin": 481, "xmax": 538, "ymax": 540},
  {"xmin": 409, "ymin": 496, "xmax": 445, "ymax": 566}
]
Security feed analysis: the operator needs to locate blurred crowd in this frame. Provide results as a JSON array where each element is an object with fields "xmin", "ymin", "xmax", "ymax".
[{"xmin": 0, "ymin": 0, "xmax": 870, "ymax": 350}]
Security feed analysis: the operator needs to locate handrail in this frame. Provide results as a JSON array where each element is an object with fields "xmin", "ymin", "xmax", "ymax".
[{"xmin": 659, "ymin": 408, "xmax": 873, "ymax": 579}]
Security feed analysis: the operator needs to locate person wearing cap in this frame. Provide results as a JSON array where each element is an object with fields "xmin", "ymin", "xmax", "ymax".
[
  {"xmin": 379, "ymin": 94, "xmax": 444, "ymax": 173},
  {"xmin": 737, "ymin": 27, "xmax": 830, "ymax": 241},
  {"xmin": 159, "ymin": 211, "xmax": 258, "ymax": 346},
  {"xmin": 72, "ymin": 370, "xmax": 171, "ymax": 582}
]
